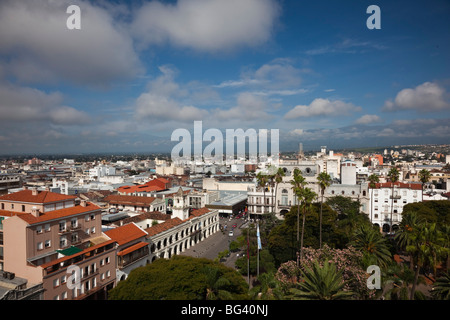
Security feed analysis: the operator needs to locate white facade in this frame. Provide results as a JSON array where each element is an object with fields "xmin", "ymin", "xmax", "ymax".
[{"xmin": 369, "ymin": 182, "xmax": 423, "ymax": 232}]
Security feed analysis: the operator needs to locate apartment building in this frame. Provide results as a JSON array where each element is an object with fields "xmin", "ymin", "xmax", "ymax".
[
  {"xmin": 0, "ymin": 188, "xmax": 117, "ymax": 300},
  {"xmin": 248, "ymin": 163, "xmax": 320, "ymax": 218},
  {"xmin": 369, "ymin": 182, "xmax": 423, "ymax": 232}
]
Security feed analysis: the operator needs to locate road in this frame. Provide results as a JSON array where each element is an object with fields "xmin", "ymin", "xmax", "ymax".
[{"xmin": 180, "ymin": 216, "xmax": 248, "ymax": 269}]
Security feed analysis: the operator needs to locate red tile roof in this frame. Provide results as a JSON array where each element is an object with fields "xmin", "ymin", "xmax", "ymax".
[
  {"xmin": 189, "ymin": 207, "xmax": 211, "ymax": 219},
  {"xmin": 144, "ymin": 217, "xmax": 184, "ymax": 237},
  {"xmin": 117, "ymin": 241, "xmax": 148, "ymax": 256},
  {"xmin": 104, "ymin": 194, "xmax": 157, "ymax": 207},
  {"xmin": 0, "ymin": 189, "xmax": 76, "ymax": 204},
  {"xmin": 17, "ymin": 202, "xmax": 101, "ymax": 225},
  {"xmin": 370, "ymin": 182, "xmax": 422, "ymax": 190},
  {"xmin": 104, "ymin": 223, "xmax": 148, "ymax": 246},
  {"xmin": 118, "ymin": 185, "xmax": 162, "ymax": 194}
]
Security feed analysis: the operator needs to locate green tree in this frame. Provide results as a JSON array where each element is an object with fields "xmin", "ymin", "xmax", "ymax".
[
  {"xmin": 204, "ymin": 266, "xmax": 234, "ymax": 300},
  {"xmin": 418, "ymin": 169, "xmax": 431, "ymax": 199},
  {"xmin": 350, "ymin": 224, "xmax": 392, "ymax": 269},
  {"xmin": 367, "ymin": 173, "xmax": 380, "ymax": 223},
  {"xmin": 317, "ymin": 171, "xmax": 332, "ymax": 248},
  {"xmin": 256, "ymin": 171, "xmax": 268, "ymax": 215},
  {"xmin": 273, "ymin": 167, "xmax": 286, "ymax": 214},
  {"xmin": 288, "ymin": 261, "xmax": 353, "ymax": 300},
  {"xmin": 290, "ymin": 168, "xmax": 306, "ymax": 254},
  {"xmin": 406, "ymin": 222, "xmax": 448, "ymax": 300},
  {"xmin": 250, "ymin": 271, "xmax": 284, "ymax": 300},
  {"xmin": 432, "ymin": 272, "xmax": 450, "ymax": 300},
  {"xmin": 387, "ymin": 167, "xmax": 400, "ymax": 233},
  {"xmin": 297, "ymin": 187, "xmax": 317, "ymax": 262},
  {"xmin": 108, "ymin": 256, "xmax": 248, "ymax": 300}
]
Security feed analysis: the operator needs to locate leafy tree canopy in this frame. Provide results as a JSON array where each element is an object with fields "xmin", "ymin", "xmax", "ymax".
[{"xmin": 108, "ymin": 255, "xmax": 248, "ymax": 300}]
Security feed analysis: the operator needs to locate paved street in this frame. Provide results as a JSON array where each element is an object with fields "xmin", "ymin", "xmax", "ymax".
[{"xmin": 180, "ymin": 216, "xmax": 248, "ymax": 269}]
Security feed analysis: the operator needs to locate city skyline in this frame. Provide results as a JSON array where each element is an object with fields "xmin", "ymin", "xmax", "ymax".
[{"xmin": 0, "ymin": 0, "xmax": 449, "ymax": 155}]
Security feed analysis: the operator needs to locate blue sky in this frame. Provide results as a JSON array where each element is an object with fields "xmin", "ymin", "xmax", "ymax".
[{"xmin": 0, "ymin": 0, "xmax": 449, "ymax": 155}]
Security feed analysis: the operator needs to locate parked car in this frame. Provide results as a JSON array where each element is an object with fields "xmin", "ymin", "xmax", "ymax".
[{"xmin": 228, "ymin": 230, "xmax": 234, "ymax": 236}]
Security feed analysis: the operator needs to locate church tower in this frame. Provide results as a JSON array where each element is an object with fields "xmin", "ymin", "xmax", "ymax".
[{"xmin": 172, "ymin": 187, "xmax": 189, "ymax": 220}]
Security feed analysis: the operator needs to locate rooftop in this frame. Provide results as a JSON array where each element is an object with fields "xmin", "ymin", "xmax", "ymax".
[{"xmin": 0, "ymin": 189, "xmax": 76, "ymax": 204}]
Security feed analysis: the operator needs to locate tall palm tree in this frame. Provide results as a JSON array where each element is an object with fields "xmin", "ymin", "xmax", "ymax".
[
  {"xmin": 273, "ymin": 167, "xmax": 285, "ymax": 215},
  {"xmin": 317, "ymin": 171, "xmax": 331, "ymax": 248},
  {"xmin": 418, "ymin": 168, "xmax": 431, "ymax": 200},
  {"xmin": 256, "ymin": 171, "xmax": 268, "ymax": 216},
  {"xmin": 367, "ymin": 173, "xmax": 380, "ymax": 224},
  {"xmin": 396, "ymin": 211, "xmax": 423, "ymax": 269},
  {"xmin": 290, "ymin": 168, "xmax": 306, "ymax": 255},
  {"xmin": 387, "ymin": 167, "xmax": 400, "ymax": 233},
  {"xmin": 289, "ymin": 261, "xmax": 353, "ymax": 300},
  {"xmin": 298, "ymin": 187, "xmax": 317, "ymax": 262}
]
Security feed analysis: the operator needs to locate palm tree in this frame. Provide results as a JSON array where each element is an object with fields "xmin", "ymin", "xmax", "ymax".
[
  {"xmin": 367, "ymin": 173, "xmax": 380, "ymax": 224},
  {"xmin": 395, "ymin": 211, "xmax": 423, "ymax": 270},
  {"xmin": 273, "ymin": 167, "xmax": 285, "ymax": 215},
  {"xmin": 418, "ymin": 169, "xmax": 431, "ymax": 200},
  {"xmin": 203, "ymin": 266, "xmax": 233, "ymax": 300},
  {"xmin": 387, "ymin": 167, "xmax": 400, "ymax": 233},
  {"xmin": 251, "ymin": 272, "xmax": 284, "ymax": 300},
  {"xmin": 298, "ymin": 187, "xmax": 317, "ymax": 262},
  {"xmin": 256, "ymin": 171, "xmax": 268, "ymax": 216},
  {"xmin": 432, "ymin": 272, "xmax": 450, "ymax": 300},
  {"xmin": 290, "ymin": 168, "xmax": 306, "ymax": 256},
  {"xmin": 317, "ymin": 171, "xmax": 331, "ymax": 248},
  {"xmin": 350, "ymin": 224, "xmax": 392, "ymax": 269},
  {"xmin": 289, "ymin": 261, "xmax": 353, "ymax": 300},
  {"xmin": 407, "ymin": 222, "xmax": 448, "ymax": 300}
]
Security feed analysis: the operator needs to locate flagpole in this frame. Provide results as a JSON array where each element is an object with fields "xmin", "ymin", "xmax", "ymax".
[
  {"xmin": 257, "ymin": 222, "xmax": 260, "ymax": 277},
  {"xmin": 247, "ymin": 226, "xmax": 250, "ymax": 285}
]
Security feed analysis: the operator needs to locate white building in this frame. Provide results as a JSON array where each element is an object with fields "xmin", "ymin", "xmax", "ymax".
[
  {"xmin": 89, "ymin": 165, "xmax": 116, "ymax": 179},
  {"xmin": 368, "ymin": 182, "xmax": 423, "ymax": 233}
]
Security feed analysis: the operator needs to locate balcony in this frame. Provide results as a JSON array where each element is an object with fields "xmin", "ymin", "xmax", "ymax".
[{"xmin": 389, "ymin": 195, "xmax": 401, "ymax": 200}]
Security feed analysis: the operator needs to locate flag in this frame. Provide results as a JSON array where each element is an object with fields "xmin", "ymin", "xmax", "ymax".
[{"xmin": 257, "ymin": 222, "xmax": 262, "ymax": 250}]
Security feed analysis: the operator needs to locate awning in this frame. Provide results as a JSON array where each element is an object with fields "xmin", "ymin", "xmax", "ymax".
[{"xmin": 57, "ymin": 246, "xmax": 82, "ymax": 256}]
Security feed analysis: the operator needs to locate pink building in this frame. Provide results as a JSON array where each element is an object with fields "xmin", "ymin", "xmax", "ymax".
[{"xmin": 0, "ymin": 188, "xmax": 117, "ymax": 300}]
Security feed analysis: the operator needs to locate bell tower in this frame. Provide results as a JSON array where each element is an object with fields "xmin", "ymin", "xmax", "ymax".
[{"xmin": 172, "ymin": 187, "xmax": 189, "ymax": 220}]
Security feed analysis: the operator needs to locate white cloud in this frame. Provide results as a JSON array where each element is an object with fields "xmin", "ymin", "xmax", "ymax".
[
  {"xmin": 131, "ymin": 0, "xmax": 281, "ymax": 52},
  {"xmin": 354, "ymin": 114, "xmax": 382, "ymax": 125},
  {"xmin": 284, "ymin": 98, "xmax": 361, "ymax": 119},
  {"xmin": 382, "ymin": 82, "xmax": 450, "ymax": 112},
  {"xmin": 0, "ymin": 83, "xmax": 90, "ymax": 125},
  {"xmin": 0, "ymin": 0, "xmax": 142, "ymax": 86}
]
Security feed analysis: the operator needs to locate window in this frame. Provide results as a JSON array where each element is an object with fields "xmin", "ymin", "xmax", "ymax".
[
  {"xmin": 45, "ymin": 240, "xmax": 51, "ymax": 248},
  {"xmin": 11, "ymin": 204, "xmax": 14, "ymax": 209},
  {"xmin": 59, "ymin": 221, "xmax": 66, "ymax": 232},
  {"xmin": 21, "ymin": 205, "xmax": 25, "ymax": 212},
  {"xmin": 71, "ymin": 218, "xmax": 78, "ymax": 229},
  {"xmin": 60, "ymin": 236, "xmax": 67, "ymax": 248},
  {"xmin": 91, "ymin": 227, "xmax": 96, "ymax": 234},
  {"xmin": 71, "ymin": 233, "xmax": 78, "ymax": 243},
  {"xmin": 36, "ymin": 226, "xmax": 43, "ymax": 234},
  {"xmin": 53, "ymin": 278, "xmax": 59, "ymax": 288},
  {"xmin": 85, "ymin": 215, "xmax": 90, "ymax": 222},
  {"xmin": 45, "ymin": 224, "xmax": 50, "ymax": 232},
  {"xmin": 37, "ymin": 242, "xmax": 43, "ymax": 250}
]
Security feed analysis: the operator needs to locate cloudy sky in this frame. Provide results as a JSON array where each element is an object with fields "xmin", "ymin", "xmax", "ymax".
[{"xmin": 0, "ymin": 0, "xmax": 449, "ymax": 155}]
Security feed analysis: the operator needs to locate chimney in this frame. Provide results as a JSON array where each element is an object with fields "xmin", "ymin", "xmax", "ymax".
[
  {"xmin": 80, "ymin": 200, "xmax": 87, "ymax": 207},
  {"xmin": 31, "ymin": 206, "xmax": 40, "ymax": 217},
  {"xmin": 31, "ymin": 187, "xmax": 38, "ymax": 196}
]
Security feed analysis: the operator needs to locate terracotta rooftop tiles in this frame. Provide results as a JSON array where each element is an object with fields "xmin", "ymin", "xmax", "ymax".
[
  {"xmin": 0, "ymin": 189, "xmax": 76, "ymax": 204},
  {"xmin": 144, "ymin": 217, "xmax": 184, "ymax": 237},
  {"xmin": 104, "ymin": 223, "xmax": 148, "ymax": 246},
  {"xmin": 104, "ymin": 194, "xmax": 157, "ymax": 207},
  {"xmin": 17, "ymin": 202, "xmax": 101, "ymax": 225},
  {"xmin": 370, "ymin": 182, "xmax": 422, "ymax": 190}
]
